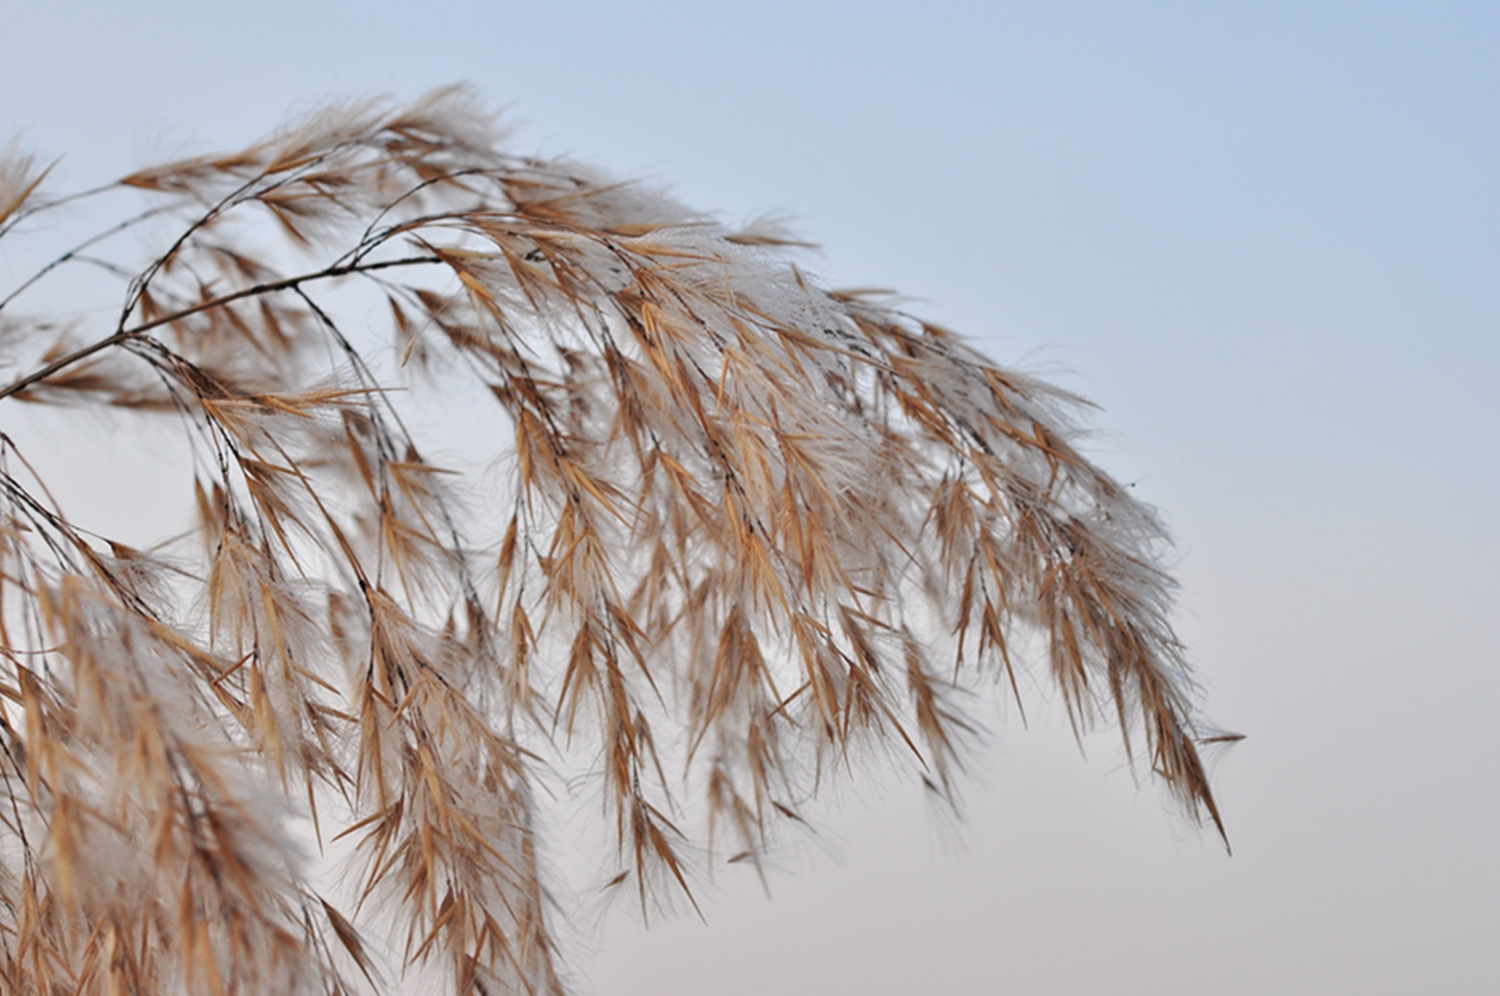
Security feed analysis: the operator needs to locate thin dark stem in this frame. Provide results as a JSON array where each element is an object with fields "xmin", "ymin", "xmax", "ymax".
[
  {"xmin": 0, "ymin": 255, "xmax": 442, "ymax": 403},
  {"xmin": 340, "ymin": 167, "xmax": 495, "ymax": 269},
  {"xmin": 117, "ymin": 159, "xmax": 319, "ymax": 333},
  {"xmin": 0, "ymin": 204, "xmax": 175, "ymax": 314}
]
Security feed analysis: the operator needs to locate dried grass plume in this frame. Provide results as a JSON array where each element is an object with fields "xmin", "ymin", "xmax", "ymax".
[{"xmin": 0, "ymin": 88, "xmax": 1235, "ymax": 995}]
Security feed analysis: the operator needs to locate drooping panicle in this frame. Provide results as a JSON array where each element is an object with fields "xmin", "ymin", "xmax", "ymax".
[{"xmin": 0, "ymin": 87, "xmax": 1232, "ymax": 995}]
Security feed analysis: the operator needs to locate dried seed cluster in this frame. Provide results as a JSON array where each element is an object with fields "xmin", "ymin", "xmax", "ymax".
[{"xmin": 0, "ymin": 88, "xmax": 1230, "ymax": 995}]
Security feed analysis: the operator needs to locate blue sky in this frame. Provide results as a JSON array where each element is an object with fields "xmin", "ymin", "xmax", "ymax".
[{"xmin": 5, "ymin": 2, "xmax": 1497, "ymax": 992}]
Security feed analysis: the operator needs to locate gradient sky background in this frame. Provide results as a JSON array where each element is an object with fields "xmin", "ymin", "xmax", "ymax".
[{"xmin": 4, "ymin": 2, "xmax": 1497, "ymax": 993}]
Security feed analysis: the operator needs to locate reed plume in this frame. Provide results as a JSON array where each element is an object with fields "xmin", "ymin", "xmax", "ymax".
[{"xmin": 0, "ymin": 88, "xmax": 1232, "ymax": 995}]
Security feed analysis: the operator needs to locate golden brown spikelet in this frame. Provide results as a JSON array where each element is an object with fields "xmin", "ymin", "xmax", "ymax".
[{"xmin": 0, "ymin": 86, "xmax": 1234, "ymax": 994}]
